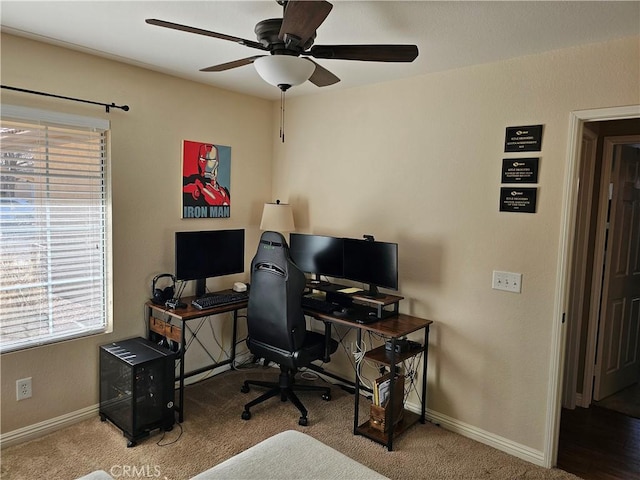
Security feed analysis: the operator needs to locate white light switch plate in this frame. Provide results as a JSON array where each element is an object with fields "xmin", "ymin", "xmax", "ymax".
[{"xmin": 492, "ymin": 271, "xmax": 522, "ymax": 293}]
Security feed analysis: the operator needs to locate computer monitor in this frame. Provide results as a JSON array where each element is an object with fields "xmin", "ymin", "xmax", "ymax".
[
  {"xmin": 175, "ymin": 229, "xmax": 245, "ymax": 297},
  {"xmin": 289, "ymin": 233, "xmax": 344, "ymax": 284},
  {"xmin": 343, "ymin": 238, "xmax": 398, "ymax": 298}
]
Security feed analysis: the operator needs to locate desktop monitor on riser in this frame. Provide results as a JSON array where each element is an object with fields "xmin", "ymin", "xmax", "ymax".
[
  {"xmin": 175, "ymin": 229, "xmax": 245, "ymax": 297},
  {"xmin": 342, "ymin": 238, "xmax": 398, "ymax": 298},
  {"xmin": 289, "ymin": 233, "xmax": 344, "ymax": 285}
]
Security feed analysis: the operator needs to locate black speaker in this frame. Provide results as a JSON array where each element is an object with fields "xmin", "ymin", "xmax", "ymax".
[{"xmin": 151, "ymin": 274, "xmax": 175, "ymax": 305}]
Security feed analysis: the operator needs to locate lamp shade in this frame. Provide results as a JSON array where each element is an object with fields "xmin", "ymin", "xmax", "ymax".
[
  {"xmin": 254, "ymin": 56, "xmax": 315, "ymax": 90},
  {"xmin": 260, "ymin": 202, "xmax": 295, "ymax": 232}
]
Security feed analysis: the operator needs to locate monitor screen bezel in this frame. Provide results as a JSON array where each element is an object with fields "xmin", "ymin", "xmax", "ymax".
[
  {"xmin": 342, "ymin": 238, "xmax": 398, "ymax": 297},
  {"xmin": 289, "ymin": 233, "xmax": 344, "ymax": 283},
  {"xmin": 175, "ymin": 229, "xmax": 245, "ymax": 296}
]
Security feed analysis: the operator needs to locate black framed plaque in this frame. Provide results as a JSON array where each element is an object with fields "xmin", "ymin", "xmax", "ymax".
[
  {"xmin": 504, "ymin": 125, "xmax": 543, "ymax": 152},
  {"xmin": 499, "ymin": 187, "xmax": 537, "ymax": 213},
  {"xmin": 501, "ymin": 158, "xmax": 539, "ymax": 184}
]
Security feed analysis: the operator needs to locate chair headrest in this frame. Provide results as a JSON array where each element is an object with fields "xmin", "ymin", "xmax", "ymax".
[{"xmin": 259, "ymin": 231, "xmax": 288, "ymax": 249}]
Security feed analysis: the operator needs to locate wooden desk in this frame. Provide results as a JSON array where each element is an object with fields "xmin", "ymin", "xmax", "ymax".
[
  {"xmin": 145, "ymin": 291, "xmax": 247, "ymax": 422},
  {"xmin": 146, "ymin": 290, "xmax": 432, "ymax": 451}
]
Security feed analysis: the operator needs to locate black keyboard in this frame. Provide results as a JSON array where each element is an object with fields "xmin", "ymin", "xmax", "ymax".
[
  {"xmin": 301, "ymin": 296, "xmax": 337, "ymax": 314},
  {"xmin": 191, "ymin": 291, "xmax": 249, "ymax": 310}
]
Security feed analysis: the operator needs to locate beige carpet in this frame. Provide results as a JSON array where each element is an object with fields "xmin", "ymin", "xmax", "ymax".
[{"xmin": 1, "ymin": 368, "xmax": 582, "ymax": 480}]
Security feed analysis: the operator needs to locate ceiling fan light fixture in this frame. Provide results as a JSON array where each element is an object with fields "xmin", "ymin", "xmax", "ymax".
[{"xmin": 254, "ymin": 55, "xmax": 315, "ymax": 90}]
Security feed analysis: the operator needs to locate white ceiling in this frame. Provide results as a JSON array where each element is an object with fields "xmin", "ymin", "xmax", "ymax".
[{"xmin": 1, "ymin": 1, "xmax": 639, "ymax": 100}]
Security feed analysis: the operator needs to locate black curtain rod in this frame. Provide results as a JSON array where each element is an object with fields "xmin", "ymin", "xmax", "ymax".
[{"xmin": 1, "ymin": 85, "xmax": 129, "ymax": 113}]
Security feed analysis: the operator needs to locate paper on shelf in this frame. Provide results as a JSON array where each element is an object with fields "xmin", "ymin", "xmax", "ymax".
[{"xmin": 337, "ymin": 287, "xmax": 363, "ymax": 294}]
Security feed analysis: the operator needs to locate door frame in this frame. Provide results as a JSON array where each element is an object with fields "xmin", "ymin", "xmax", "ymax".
[
  {"xmin": 545, "ymin": 105, "xmax": 640, "ymax": 468},
  {"xmin": 562, "ymin": 125, "xmax": 598, "ymax": 410}
]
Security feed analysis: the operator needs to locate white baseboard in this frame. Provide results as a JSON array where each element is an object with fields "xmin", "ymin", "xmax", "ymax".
[
  {"xmin": 0, "ymin": 404, "xmax": 99, "ymax": 449},
  {"xmin": 404, "ymin": 400, "xmax": 546, "ymax": 467}
]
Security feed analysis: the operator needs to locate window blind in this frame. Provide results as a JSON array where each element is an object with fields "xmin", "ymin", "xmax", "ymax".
[{"xmin": 0, "ymin": 106, "xmax": 110, "ymax": 353}]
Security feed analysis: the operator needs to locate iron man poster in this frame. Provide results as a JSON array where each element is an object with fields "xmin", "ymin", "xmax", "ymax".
[{"xmin": 182, "ymin": 140, "xmax": 231, "ymax": 219}]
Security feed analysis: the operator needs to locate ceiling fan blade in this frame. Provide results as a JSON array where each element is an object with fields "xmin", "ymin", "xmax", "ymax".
[
  {"xmin": 146, "ymin": 19, "xmax": 268, "ymax": 51},
  {"xmin": 200, "ymin": 56, "xmax": 265, "ymax": 72},
  {"xmin": 307, "ymin": 61, "xmax": 340, "ymax": 87},
  {"xmin": 310, "ymin": 44, "xmax": 419, "ymax": 62},
  {"xmin": 279, "ymin": 1, "xmax": 333, "ymax": 49}
]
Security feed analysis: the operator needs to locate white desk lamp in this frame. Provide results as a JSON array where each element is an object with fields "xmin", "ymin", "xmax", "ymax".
[{"xmin": 260, "ymin": 200, "xmax": 295, "ymax": 233}]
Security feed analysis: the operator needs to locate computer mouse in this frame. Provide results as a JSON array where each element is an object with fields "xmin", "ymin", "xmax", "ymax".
[
  {"xmin": 368, "ymin": 311, "xmax": 377, "ymax": 317},
  {"xmin": 233, "ymin": 282, "xmax": 247, "ymax": 292}
]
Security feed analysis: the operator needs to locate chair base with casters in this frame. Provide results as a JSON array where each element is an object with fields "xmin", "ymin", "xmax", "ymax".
[{"xmin": 241, "ymin": 366, "xmax": 331, "ymax": 426}]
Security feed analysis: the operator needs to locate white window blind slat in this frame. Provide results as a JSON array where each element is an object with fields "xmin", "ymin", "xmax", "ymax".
[{"xmin": 0, "ymin": 108, "xmax": 110, "ymax": 353}]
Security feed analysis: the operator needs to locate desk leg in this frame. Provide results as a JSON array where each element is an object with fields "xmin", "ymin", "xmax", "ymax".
[
  {"xmin": 145, "ymin": 305, "xmax": 150, "ymax": 339},
  {"xmin": 421, "ymin": 325, "xmax": 430, "ymax": 424},
  {"xmin": 231, "ymin": 310, "xmax": 238, "ymax": 369},
  {"xmin": 386, "ymin": 338, "xmax": 398, "ymax": 451},
  {"xmin": 178, "ymin": 321, "xmax": 186, "ymax": 423},
  {"xmin": 353, "ymin": 328, "xmax": 363, "ymax": 435}
]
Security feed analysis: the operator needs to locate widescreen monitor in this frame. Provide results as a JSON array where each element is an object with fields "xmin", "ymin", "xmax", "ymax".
[
  {"xmin": 343, "ymin": 238, "xmax": 398, "ymax": 298},
  {"xmin": 289, "ymin": 233, "xmax": 344, "ymax": 284},
  {"xmin": 175, "ymin": 229, "xmax": 245, "ymax": 297}
]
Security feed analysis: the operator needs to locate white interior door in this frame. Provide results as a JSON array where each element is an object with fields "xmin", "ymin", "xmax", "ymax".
[{"xmin": 593, "ymin": 140, "xmax": 640, "ymax": 401}]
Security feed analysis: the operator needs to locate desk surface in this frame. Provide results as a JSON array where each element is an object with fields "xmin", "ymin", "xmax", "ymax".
[
  {"xmin": 147, "ymin": 291, "xmax": 432, "ymax": 338},
  {"xmin": 146, "ymin": 290, "xmax": 248, "ymax": 321},
  {"xmin": 307, "ymin": 311, "xmax": 432, "ymax": 337},
  {"xmin": 307, "ymin": 282, "xmax": 404, "ymax": 307}
]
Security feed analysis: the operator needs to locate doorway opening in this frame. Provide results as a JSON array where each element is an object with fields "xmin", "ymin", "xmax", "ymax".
[{"xmin": 556, "ymin": 113, "xmax": 640, "ymax": 479}]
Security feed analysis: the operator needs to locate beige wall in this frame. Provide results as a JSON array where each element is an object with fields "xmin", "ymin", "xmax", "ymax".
[
  {"xmin": 0, "ymin": 34, "xmax": 272, "ymax": 433},
  {"xmin": 1, "ymin": 31, "xmax": 639, "ymax": 461},
  {"xmin": 270, "ymin": 36, "xmax": 639, "ymax": 451}
]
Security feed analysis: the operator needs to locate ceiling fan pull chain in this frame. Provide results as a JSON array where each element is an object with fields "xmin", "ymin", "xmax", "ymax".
[{"xmin": 280, "ymin": 89, "xmax": 286, "ymax": 143}]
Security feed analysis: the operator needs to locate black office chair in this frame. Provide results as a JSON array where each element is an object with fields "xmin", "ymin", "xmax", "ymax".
[{"xmin": 241, "ymin": 231, "xmax": 338, "ymax": 426}]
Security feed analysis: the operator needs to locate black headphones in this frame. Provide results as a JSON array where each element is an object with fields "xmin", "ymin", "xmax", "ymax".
[{"xmin": 151, "ymin": 273, "xmax": 175, "ymax": 305}]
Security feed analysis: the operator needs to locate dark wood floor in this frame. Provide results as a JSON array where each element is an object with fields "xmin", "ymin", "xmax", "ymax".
[{"xmin": 557, "ymin": 406, "xmax": 640, "ymax": 480}]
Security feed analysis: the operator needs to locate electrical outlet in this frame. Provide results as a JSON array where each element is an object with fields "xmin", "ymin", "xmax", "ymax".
[
  {"xmin": 16, "ymin": 377, "xmax": 32, "ymax": 401},
  {"xmin": 492, "ymin": 270, "xmax": 522, "ymax": 293}
]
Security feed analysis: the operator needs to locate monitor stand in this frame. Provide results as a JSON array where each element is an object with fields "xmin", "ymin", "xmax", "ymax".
[
  {"xmin": 361, "ymin": 284, "xmax": 385, "ymax": 299},
  {"xmin": 308, "ymin": 274, "xmax": 331, "ymax": 286},
  {"xmin": 195, "ymin": 278, "xmax": 206, "ymax": 298}
]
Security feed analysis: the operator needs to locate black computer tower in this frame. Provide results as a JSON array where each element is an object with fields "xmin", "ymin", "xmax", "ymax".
[{"xmin": 99, "ymin": 337, "xmax": 175, "ymax": 447}]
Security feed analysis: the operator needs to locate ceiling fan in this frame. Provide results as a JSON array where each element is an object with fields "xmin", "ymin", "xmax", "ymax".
[{"xmin": 146, "ymin": 0, "xmax": 419, "ymax": 92}]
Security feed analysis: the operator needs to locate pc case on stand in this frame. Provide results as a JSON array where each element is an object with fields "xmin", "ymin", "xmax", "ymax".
[{"xmin": 99, "ymin": 337, "xmax": 176, "ymax": 447}]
